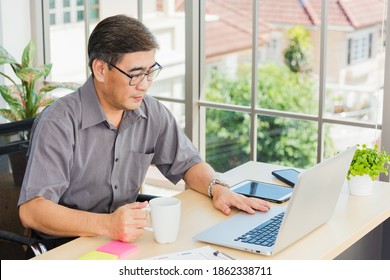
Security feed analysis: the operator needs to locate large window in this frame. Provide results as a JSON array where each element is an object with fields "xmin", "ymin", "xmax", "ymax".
[
  {"xmin": 47, "ymin": 0, "xmax": 101, "ymax": 85},
  {"xmin": 45, "ymin": 0, "xmax": 187, "ymax": 128},
  {"xmin": 1, "ymin": 0, "xmax": 389, "ymax": 178},
  {"xmin": 200, "ymin": 0, "xmax": 387, "ymax": 172}
]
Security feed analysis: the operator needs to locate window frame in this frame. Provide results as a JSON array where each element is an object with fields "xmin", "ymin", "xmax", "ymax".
[
  {"xmin": 29, "ymin": 0, "xmax": 390, "ymax": 181},
  {"xmin": 194, "ymin": 0, "xmax": 386, "ymax": 167}
]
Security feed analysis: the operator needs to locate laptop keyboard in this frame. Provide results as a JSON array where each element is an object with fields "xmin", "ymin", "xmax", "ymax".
[{"xmin": 234, "ymin": 212, "xmax": 285, "ymax": 247}]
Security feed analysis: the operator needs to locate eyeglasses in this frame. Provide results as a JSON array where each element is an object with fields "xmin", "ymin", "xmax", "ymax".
[{"xmin": 108, "ymin": 62, "xmax": 163, "ymax": 86}]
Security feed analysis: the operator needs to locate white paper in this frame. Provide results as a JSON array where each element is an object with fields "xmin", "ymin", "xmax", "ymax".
[{"xmin": 145, "ymin": 245, "xmax": 235, "ymax": 260}]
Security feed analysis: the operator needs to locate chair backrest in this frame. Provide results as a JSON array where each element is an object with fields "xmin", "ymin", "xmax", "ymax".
[{"xmin": 0, "ymin": 119, "xmax": 35, "ymax": 259}]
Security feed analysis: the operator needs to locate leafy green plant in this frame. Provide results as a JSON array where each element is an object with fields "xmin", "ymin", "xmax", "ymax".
[
  {"xmin": 347, "ymin": 144, "xmax": 390, "ymax": 181},
  {"xmin": 0, "ymin": 41, "xmax": 78, "ymax": 122},
  {"xmin": 284, "ymin": 25, "xmax": 313, "ymax": 73}
]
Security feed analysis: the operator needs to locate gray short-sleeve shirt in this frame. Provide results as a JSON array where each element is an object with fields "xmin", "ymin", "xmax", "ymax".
[{"xmin": 18, "ymin": 76, "xmax": 203, "ymax": 214}]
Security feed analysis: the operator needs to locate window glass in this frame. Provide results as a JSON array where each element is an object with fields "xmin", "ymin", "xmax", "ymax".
[
  {"xmin": 48, "ymin": 0, "xmax": 186, "ymax": 126},
  {"xmin": 77, "ymin": 10, "xmax": 84, "ymax": 22},
  {"xmin": 202, "ymin": 0, "xmax": 387, "ymax": 170},
  {"xmin": 348, "ymin": 33, "xmax": 373, "ymax": 64},
  {"xmin": 204, "ymin": 0, "xmax": 253, "ymax": 106},
  {"xmin": 324, "ymin": 1, "xmax": 385, "ymax": 150},
  {"xmin": 257, "ymin": 4, "xmax": 320, "ymax": 114},
  {"xmin": 63, "ymin": 11, "xmax": 71, "ymax": 23},
  {"xmin": 49, "ymin": 0, "xmax": 56, "ymax": 9},
  {"xmin": 50, "ymin": 14, "xmax": 56, "ymax": 25},
  {"xmin": 257, "ymin": 61, "xmax": 318, "ymax": 114},
  {"xmin": 160, "ymin": 102, "xmax": 185, "ymax": 131},
  {"xmin": 324, "ymin": 124, "xmax": 382, "ymax": 159},
  {"xmin": 48, "ymin": 0, "xmax": 98, "ymax": 84},
  {"xmin": 257, "ymin": 116, "xmax": 318, "ymax": 169},
  {"xmin": 139, "ymin": 0, "xmax": 186, "ymax": 130},
  {"xmin": 63, "ymin": 0, "xmax": 71, "ymax": 8},
  {"xmin": 203, "ymin": 1, "xmax": 321, "ymax": 169},
  {"xmin": 37, "ymin": 0, "xmax": 390, "ymax": 172},
  {"xmin": 89, "ymin": 8, "xmax": 99, "ymax": 21},
  {"xmin": 205, "ymin": 109, "xmax": 251, "ymax": 172},
  {"xmin": 143, "ymin": 2, "xmax": 186, "ymax": 101}
]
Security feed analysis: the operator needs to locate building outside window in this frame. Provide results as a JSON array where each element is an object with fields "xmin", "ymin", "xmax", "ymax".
[
  {"xmin": 0, "ymin": 0, "xmax": 388, "ymax": 178},
  {"xmin": 201, "ymin": 0, "xmax": 386, "ymax": 172},
  {"xmin": 49, "ymin": 0, "xmax": 99, "ymax": 26},
  {"xmin": 348, "ymin": 31, "xmax": 373, "ymax": 65}
]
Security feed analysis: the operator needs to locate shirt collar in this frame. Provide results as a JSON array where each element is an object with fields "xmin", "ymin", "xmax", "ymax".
[{"xmin": 80, "ymin": 76, "xmax": 147, "ymax": 130}]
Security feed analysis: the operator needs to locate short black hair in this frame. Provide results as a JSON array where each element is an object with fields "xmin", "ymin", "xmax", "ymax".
[{"xmin": 88, "ymin": 14, "xmax": 159, "ymax": 72}]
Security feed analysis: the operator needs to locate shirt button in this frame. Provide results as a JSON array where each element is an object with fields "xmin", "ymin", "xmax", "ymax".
[
  {"xmin": 114, "ymin": 185, "xmax": 118, "ymax": 189},
  {"xmin": 115, "ymin": 158, "xmax": 119, "ymax": 162}
]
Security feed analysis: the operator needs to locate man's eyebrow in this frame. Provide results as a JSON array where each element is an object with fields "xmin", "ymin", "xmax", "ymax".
[{"xmin": 129, "ymin": 62, "xmax": 158, "ymax": 73}]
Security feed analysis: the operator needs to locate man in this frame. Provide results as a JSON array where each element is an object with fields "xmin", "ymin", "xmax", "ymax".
[{"xmin": 18, "ymin": 15, "xmax": 270, "ymax": 252}]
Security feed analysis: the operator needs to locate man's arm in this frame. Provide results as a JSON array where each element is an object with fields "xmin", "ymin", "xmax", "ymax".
[
  {"xmin": 183, "ymin": 162, "xmax": 271, "ymax": 215},
  {"xmin": 19, "ymin": 197, "xmax": 149, "ymax": 242}
]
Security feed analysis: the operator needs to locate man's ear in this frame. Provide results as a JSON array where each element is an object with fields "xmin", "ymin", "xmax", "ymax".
[{"xmin": 92, "ymin": 59, "xmax": 106, "ymax": 82}]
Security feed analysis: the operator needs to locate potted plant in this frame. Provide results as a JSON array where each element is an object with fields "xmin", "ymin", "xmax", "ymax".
[
  {"xmin": 0, "ymin": 40, "xmax": 78, "ymax": 186},
  {"xmin": 347, "ymin": 144, "xmax": 390, "ymax": 196},
  {"xmin": 0, "ymin": 40, "xmax": 79, "ymax": 121}
]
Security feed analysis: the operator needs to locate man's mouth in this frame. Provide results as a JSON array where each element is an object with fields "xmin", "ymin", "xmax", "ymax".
[{"xmin": 132, "ymin": 96, "xmax": 143, "ymax": 102}]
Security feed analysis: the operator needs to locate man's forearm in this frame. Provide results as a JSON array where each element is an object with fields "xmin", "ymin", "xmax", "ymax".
[
  {"xmin": 183, "ymin": 162, "xmax": 227, "ymax": 197},
  {"xmin": 19, "ymin": 197, "xmax": 109, "ymax": 238}
]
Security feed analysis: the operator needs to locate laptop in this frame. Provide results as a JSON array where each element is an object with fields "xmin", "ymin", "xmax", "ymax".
[{"xmin": 194, "ymin": 145, "xmax": 357, "ymax": 256}]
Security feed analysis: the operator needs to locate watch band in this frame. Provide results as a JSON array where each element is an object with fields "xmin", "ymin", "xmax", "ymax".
[{"xmin": 207, "ymin": 178, "xmax": 229, "ymax": 198}]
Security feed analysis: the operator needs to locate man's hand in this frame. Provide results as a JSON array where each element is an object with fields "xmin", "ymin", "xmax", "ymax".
[
  {"xmin": 108, "ymin": 201, "xmax": 149, "ymax": 242},
  {"xmin": 211, "ymin": 184, "xmax": 271, "ymax": 215}
]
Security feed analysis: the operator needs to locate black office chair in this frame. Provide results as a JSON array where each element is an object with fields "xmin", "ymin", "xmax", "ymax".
[
  {"xmin": 0, "ymin": 230, "xmax": 47, "ymax": 259},
  {"xmin": 0, "ymin": 119, "xmax": 36, "ymax": 259}
]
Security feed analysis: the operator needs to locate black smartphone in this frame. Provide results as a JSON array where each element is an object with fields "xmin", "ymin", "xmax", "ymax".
[
  {"xmin": 271, "ymin": 168, "xmax": 300, "ymax": 187},
  {"xmin": 231, "ymin": 180, "xmax": 293, "ymax": 203}
]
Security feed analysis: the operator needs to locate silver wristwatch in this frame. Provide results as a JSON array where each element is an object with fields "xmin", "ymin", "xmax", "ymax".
[{"xmin": 207, "ymin": 178, "xmax": 229, "ymax": 198}]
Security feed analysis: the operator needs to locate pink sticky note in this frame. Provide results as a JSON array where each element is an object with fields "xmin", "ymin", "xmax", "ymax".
[{"xmin": 96, "ymin": 241, "xmax": 138, "ymax": 259}]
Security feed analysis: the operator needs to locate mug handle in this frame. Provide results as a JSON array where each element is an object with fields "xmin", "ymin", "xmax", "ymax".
[{"xmin": 141, "ymin": 206, "xmax": 153, "ymax": 232}]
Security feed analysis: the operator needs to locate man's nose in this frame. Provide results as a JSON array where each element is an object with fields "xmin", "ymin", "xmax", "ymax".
[{"xmin": 135, "ymin": 76, "xmax": 151, "ymax": 90}]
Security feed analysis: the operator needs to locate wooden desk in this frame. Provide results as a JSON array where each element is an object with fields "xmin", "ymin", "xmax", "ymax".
[{"xmin": 33, "ymin": 161, "xmax": 390, "ymax": 260}]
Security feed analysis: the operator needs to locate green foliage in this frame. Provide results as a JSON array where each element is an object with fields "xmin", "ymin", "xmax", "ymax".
[
  {"xmin": 204, "ymin": 23, "xmax": 338, "ymax": 172},
  {"xmin": 0, "ymin": 41, "xmax": 78, "ymax": 121},
  {"xmin": 258, "ymin": 63, "xmax": 317, "ymax": 114},
  {"xmin": 257, "ymin": 115, "xmax": 318, "ymax": 168},
  {"xmin": 347, "ymin": 144, "xmax": 390, "ymax": 181},
  {"xmin": 206, "ymin": 108, "xmax": 251, "ymax": 171},
  {"xmin": 206, "ymin": 66, "xmax": 251, "ymax": 106},
  {"xmin": 284, "ymin": 25, "xmax": 313, "ymax": 73},
  {"xmin": 205, "ymin": 63, "xmax": 324, "ymax": 172}
]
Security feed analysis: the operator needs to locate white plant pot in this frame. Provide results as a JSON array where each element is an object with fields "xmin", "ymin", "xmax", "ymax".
[{"xmin": 348, "ymin": 174, "xmax": 374, "ymax": 196}]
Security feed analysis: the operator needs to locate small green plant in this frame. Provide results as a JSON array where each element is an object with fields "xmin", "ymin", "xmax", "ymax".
[
  {"xmin": 347, "ymin": 144, "xmax": 390, "ymax": 181},
  {"xmin": 0, "ymin": 41, "xmax": 78, "ymax": 121}
]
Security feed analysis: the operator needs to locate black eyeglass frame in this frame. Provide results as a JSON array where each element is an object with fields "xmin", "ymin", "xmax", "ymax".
[{"xmin": 108, "ymin": 62, "xmax": 163, "ymax": 86}]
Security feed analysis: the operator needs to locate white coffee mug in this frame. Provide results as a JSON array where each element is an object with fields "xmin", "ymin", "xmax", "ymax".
[{"xmin": 144, "ymin": 197, "xmax": 181, "ymax": 244}]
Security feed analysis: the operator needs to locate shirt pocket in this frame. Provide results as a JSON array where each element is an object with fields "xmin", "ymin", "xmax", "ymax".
[{"xmin": 124, "ymin": 151, "xmax": 155, "ymax": 194}]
